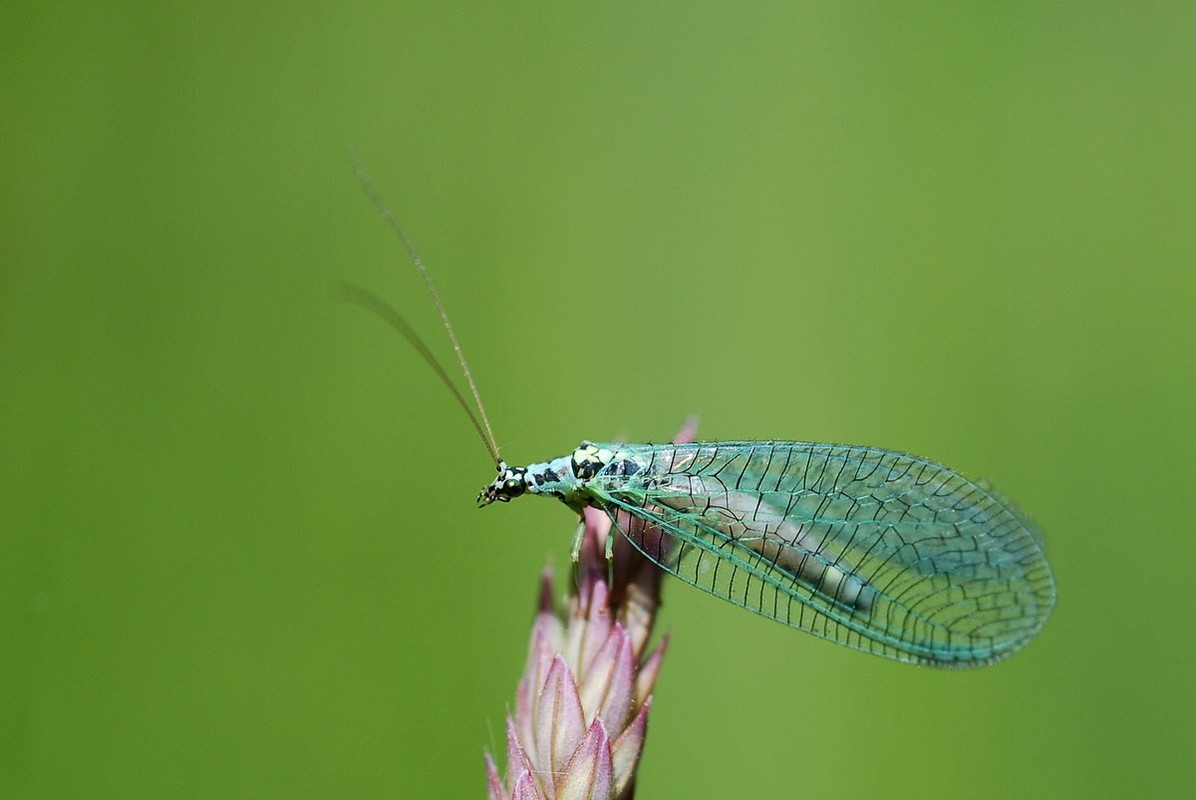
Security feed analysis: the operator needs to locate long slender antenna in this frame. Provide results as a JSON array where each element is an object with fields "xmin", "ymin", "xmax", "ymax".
[
  {"xmin": 348, "ymin": 156, "xmax": 502, "ymax": 465},
  {"xmin": 336, "ymin": 283, "xmax": 500, "ymax": 465}
]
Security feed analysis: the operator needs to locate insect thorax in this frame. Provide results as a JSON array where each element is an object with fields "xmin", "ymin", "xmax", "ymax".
[{"xmin": 477, "ymin": 441, "xmax": 639, "ymax": 510}]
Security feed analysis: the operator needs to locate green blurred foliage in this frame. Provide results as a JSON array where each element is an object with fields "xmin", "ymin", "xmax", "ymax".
[{"xmin": 3, "ymin": 2, "xmax": 1193, "ymax": 797}]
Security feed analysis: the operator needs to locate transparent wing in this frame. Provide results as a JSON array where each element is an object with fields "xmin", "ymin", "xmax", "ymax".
[{"xmin": 588, "ymin": 441, "xmax": 1056, "ymax": 667}]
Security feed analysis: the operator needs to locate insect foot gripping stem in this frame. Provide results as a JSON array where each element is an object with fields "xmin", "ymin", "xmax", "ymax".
[{"xmin": 478, "ymin": 461, "xmax": 529, "ymax": 507}]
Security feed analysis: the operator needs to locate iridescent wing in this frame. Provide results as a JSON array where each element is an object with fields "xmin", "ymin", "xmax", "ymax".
[{"xmin": 587, "ymin": 441, "xmax": 1056, "ymax": 667}]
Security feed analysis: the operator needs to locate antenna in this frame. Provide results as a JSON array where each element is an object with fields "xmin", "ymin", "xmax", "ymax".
[{"xmin": 344, "ymin": 157, "xmax": 502, "ymax": 465}]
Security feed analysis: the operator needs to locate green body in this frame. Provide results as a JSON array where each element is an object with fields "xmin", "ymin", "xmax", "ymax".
[{"xmin": 483, "ymin": 440, "xmax": 1055, "ymax": 667}]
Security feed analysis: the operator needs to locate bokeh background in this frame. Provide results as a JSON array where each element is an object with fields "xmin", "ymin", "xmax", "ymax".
[{"xmin": 3, "ymin": 3, "xmax": 1193, "ymax": 797}]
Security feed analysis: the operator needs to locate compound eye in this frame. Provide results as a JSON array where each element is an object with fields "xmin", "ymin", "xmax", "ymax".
[{"xmin": 503, "ymin": 479, "xmax": 525, "ymax": 497}]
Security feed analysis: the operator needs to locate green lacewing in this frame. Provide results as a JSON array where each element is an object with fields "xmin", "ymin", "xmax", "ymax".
[{"xmin": 346, "ymin": 166, "xmax": 1056, "ymax": 667}]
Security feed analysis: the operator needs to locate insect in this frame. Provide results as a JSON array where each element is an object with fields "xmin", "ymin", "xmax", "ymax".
[{"xmin": 345, "ymin": 165, "xmax": 1056, "ymax": 668}]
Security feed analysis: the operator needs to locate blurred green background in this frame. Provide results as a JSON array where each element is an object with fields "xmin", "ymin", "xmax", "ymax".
[{"xmin": 3, "ymin": 2, "xmax": 1193, "ymax": 797}]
